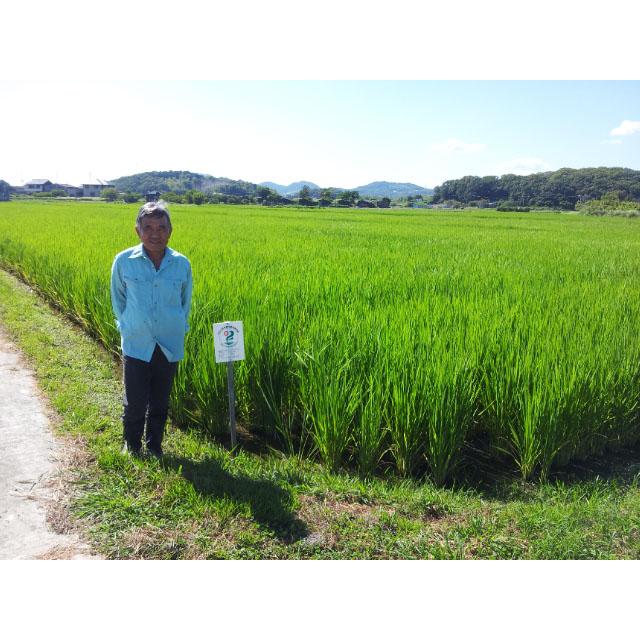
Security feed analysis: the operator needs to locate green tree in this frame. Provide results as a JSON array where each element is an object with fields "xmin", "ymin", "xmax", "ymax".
[
  {"xmin": 257, "ymin": 186, "xmax": 271, "ymax": 202},
  {"xmin": 432, "ymin": 168, "xmax": 640, "ymax": 210},
  {"xmin": 123, "ymin": 192, "xmax": 141, "ymax": 203},
  {"xmin": 378, "ymin": 197, "xmax": 391, "ymax": 208},
  {"xmin": 184, "ymin": 189, "xmax": 206, "ymax": 204},
  {"xmin": 337, "ymin": 190, "xmax": 359, "ymax": 207},
  {"xmin": 257, "ymin": 186, "xmax": 280, "ymax": 205},
  {"xmin": 160, "ymin": 191, "xmax": 183, "ymax": 204},
  {"xmin": 101, "ymin": 188, "xmax": 118, "ymax": 202},
  {"xmin": 298, "ymin": 185, "xmax": 315, "ymax": 206},
  {"xmin": 318, "ymin": 188, "xmax": 334, "ymax": 207}
]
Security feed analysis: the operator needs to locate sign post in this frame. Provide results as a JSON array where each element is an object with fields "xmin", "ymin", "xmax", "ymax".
[{"xmin": 213, "ymin": 321, "xmax": 245, "ymax": 448}]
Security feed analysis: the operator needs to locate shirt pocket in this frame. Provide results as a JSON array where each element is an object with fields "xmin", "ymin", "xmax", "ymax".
[
  {"xmin": 161, "ymin": 278, "xmax": 183, "ymax": 308},
  {"xmin": 123, "ymin": 275, "xmax": 151, "ymax": 309}
]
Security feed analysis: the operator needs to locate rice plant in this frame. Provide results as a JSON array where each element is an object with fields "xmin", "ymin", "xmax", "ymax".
[{"xmin": 1, "ymin": 199, "xmax": 639, "ymax": 482}]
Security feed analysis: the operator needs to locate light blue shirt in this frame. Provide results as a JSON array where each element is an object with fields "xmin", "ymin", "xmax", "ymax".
[{"xmin": 110, "ymin": 244, "xmax": 193, "ymax": 362}]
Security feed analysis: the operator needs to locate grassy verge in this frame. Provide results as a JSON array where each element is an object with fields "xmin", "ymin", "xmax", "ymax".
[{"xmin": 1, "ymin": 267, "xmax": 639, "ymax": 559}]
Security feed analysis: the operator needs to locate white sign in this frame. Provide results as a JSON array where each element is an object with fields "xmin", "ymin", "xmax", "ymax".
[{"xmin": 213, "ymin": 321, "xmax": 245, "ymax": 363}]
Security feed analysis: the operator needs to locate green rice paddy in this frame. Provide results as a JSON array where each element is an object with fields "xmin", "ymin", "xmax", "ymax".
[{"xmin": 1, "ymin": 200, "xmax": 638, "ymax": 483}]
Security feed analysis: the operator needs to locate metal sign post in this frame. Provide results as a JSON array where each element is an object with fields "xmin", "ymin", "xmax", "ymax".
[
  {"xmin": 226, "ymin": 360, "xmax": 237, "ymax": 447},
  {"xmin": 213, "ymin": 321, "xmax": 245, "ymax": 449}
]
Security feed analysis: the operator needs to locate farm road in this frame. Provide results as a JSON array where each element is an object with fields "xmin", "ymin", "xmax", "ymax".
[{"xmin": 0, "ymin": 328, "xmax": 98, "ymax": 560}]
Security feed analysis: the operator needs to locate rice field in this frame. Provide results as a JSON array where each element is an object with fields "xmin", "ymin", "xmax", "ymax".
[{"xmin": 1, "ymin": 200, "xmax": 638, "ymax": 482}]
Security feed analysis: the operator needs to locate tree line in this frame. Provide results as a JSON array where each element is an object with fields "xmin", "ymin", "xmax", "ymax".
[
  {"xmin": 5, "ymin": 167, "xmax": 640, "ymax": 212},
  {"xmin": 99, "ymin": 183, "xmax": 393, "ymax": 208},
  {"xmin": 432, "ymin": 167, "xmax": 640, "ymax": 210},
  {"xmin": 153, "ymin": 186, "xmax": 392, "ymax": 208}
]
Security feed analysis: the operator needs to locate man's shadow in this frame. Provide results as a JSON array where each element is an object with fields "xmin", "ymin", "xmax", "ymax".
[{"xmin": 161, "ymin": 454, "xmax": 308, "ymax": 543}]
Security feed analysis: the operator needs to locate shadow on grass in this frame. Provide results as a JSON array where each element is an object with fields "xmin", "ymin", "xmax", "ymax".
[
  {"xmin": 454, "ymin": 441, "xmax": 640, "ymax": 502},
  {"xmin": 161, "ymin": 454, "xmax": 309, "ymax": 543}
]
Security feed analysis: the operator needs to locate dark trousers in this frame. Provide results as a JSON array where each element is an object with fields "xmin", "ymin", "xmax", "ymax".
[{"xmin": 122, "ymin": 344, "xmax": 178, "ymax": 452}]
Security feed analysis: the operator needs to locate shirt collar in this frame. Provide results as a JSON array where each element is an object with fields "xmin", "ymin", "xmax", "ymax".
[
  {"xmin": 129, "ymin": 243, "xmax": 145, "ymax": 259},
  {"xmin": 129, "ymin": 243, "xmax": 175, "ymax": 267}
]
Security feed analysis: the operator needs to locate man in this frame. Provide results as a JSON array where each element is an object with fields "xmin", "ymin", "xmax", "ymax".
[{"xmin": 110, "ymin": 201, "xmax": 192, "ymax": 457}]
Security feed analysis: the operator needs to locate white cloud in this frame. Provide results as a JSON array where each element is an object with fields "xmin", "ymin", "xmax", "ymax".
[
  {"xmin": 430, "ymin": 138, "xmax": 486, "ymax": 153},
  {"xmin": 610, "ymin": 120, "xmax": 640, "ymax": 136},
  {"xmin": 496, "ymin": 157, "xmax": 550, "ymax": 175}
]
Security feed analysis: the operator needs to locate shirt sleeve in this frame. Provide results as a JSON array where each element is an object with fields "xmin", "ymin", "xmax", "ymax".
[
  {"xmin": 110, "ymin": 256, "xmax": 126, "ymax": 322},
  {"xmin": 181, "ymin": 261, "xmax": 193, "ymax": 332}
]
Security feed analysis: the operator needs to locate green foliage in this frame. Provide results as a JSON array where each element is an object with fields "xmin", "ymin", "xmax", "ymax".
[
  {"xmin": 318, "ymin": 188, "xmax": 335, "ymax": 207},
  {"xmin": 111, "ymin": 170, "xmax": 263, "ymax": 200},
  {"xmin": 184, "ymin": 190, "xmax": 206, "ymax": 205},
  {"xmin": 297, "ymin": 348, "xmax": 359, "ymax": 470},
  {"xmin": 101, "ymin": 188, "xmax": 119, "ymax": 202},
  {"xmin": 377, "ymin": 197, "xmax": 391, "ymax": 208},
  {"xmin": 4, "ymin": 267, "xmax": 640, "ymax": 559},
  {"xmin": 297, "ymin": 185, "xmax": 315, "ymax": 207},
  {"xmin": 496, "ymin": 204, "xmax": 531, "ymax": 212},
  {"xmin": 160, "ymin": 191, "xmax": 184, "ymax": 204},
  {"xmin": 336, "ymin": 190, "xmax": 359, "ymax": 207},
  {"xmin": 0, "ymin": 201, "xmax": 639, "ymax": 484},
  {"xmin": 50, "ymin": 188, "xmax": 68, "ymax": 198},
  {"xmin": 576, "ymin": 192, "xmax": 640, "ymax": 217},
  {"xmin": 123, "ymin": 192, "xmax": 141, "ymax": 203},
  {"xmin": 256, "ymin": 186, "xmax": 280, "ymax": 206},
  {"xmin": 433, "ymin": 167, "xmax": 640, "ymax": 210}
]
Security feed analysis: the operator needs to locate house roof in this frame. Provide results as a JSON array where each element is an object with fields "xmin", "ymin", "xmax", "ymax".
[{"xmin": 25, "ymin": 179, "xmax": 52, "ymax": 185}]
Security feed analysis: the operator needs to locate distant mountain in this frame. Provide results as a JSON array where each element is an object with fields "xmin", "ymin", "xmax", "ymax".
[
  {"xmin": 355, "ymin": 182, "xmax": 434, "ymax": 198},
  {"xmin": 260, "ymin": 181, "xmax": 321, "ymax": 196},
  {"xmin": 110, "ymin": 171, "xmax": 434, "ymax": 201},
  {"xmin": 262, "ymin": 180, "xmax": 432, "ymax": 199},
  {"xmin": 111, "ymin": 171, "xmax": 261, "ymax": 197}
]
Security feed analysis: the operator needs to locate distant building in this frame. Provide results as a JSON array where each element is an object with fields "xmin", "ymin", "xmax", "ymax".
[
  {"xmin": 0, "ymin": 182, "xmax": 11, "ymax": 201},
  {"xmin": 82, "ymin": 183, "xmax": 115, "ymax": 197},
  {"xmin": 145, "ymin": 191, "xmax": 161, "ymax": 202},
  {"xmin": 55, "ymin": 183, "xmax": 82, "ymax": 197},
  {"xmin": 24, "ymin": 179, "xmax": 53, "ymax": 193}
]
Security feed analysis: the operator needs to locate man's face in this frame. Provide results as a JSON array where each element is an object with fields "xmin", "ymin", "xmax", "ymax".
[{"xmin": 136, "ymin": 215, "xmax": 171, "ymax": 255}]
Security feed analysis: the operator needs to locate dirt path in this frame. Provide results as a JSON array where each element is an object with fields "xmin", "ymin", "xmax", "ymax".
[{"xmin": 0, "ymin": 328, "xmax": 99, "ymax": 559}]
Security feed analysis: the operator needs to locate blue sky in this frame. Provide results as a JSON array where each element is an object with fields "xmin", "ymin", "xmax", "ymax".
[{"xmin": 1, "ymin": 81, "xmax": 638, "ymax": 189}]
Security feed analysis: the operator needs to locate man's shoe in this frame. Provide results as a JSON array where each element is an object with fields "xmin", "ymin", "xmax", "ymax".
[
  {"xmin": 146, "ymin": 445, "xmax": 163, "ymax": 459},
  {"xmin": 121, "ymin": 442, "xmax": 142, "ymax": 457}
]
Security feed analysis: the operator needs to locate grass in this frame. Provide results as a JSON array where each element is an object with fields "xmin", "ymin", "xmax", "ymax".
[
  {"xmin": 1, "ymin": 200, "xmax": 639, "ymax": 483},
  {"xmin": 1, "ymin": 267, "xmax": 640, "ymax": 559}
]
